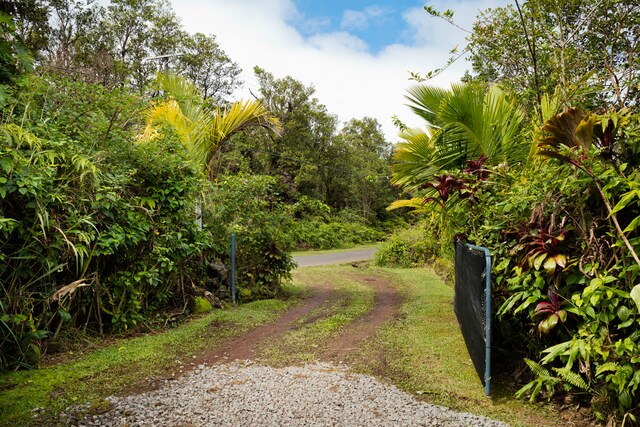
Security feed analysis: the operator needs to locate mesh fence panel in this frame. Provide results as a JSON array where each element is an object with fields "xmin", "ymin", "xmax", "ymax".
[{"xmin": 454, "ymin": 240, "xmax": 490, "ymax": 394}]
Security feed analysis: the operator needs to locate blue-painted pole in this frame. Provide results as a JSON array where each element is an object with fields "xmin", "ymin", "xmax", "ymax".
[
  {"xmin": 231, "ymin": 234, "xmax": 236, "ymax": 305},
  {"xmin": 465, "ymin": 243, "xmax": 492, "ymax": 396}
]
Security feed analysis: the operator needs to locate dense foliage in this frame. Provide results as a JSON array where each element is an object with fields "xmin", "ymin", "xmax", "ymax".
[
  {"xmin": 393, "ymin": 96, "xmax": 640, "ymax": 424},
  {"xmin": 397, "ymin": 3, "xmax": 640, "ymax": 422},
  {"xmin": 0, "ymin": 1, "xmax": 394, "ymax": 372},
  {"xmin": 392, "ymin": 1, "xmax": 640, "ymax": 423}
]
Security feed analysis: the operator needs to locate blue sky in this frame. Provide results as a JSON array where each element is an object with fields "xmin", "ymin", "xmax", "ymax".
[
  {"xmin": 291, "ymin": 0, "xmax": 423, "ymax": 53},
  {"xmin": 172, "ymin": 0, "xmax": 511, "ymax": 141}
]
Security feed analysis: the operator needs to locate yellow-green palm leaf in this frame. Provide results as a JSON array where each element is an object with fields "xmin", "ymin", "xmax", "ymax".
[{"xmin": 140, "ymin": 72, "xmax": 281, "ymax": 176}]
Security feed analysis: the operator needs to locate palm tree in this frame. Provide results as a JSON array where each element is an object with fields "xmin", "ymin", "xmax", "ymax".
[
  {"xmin": 391, "ymin": 83, "xmax": 527, "ymax": 191},
  {"xmin": 141, "ymin": 72, "xmax": 281, "ymax": 177}
]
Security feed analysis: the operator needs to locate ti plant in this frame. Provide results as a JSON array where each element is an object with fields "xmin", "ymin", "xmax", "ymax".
[
  {"xmin": 421, "ymin": 174, "xmax": 465, "ymax": 208},
  {"xmin": 534, "ymin": 286, "xmax": 568, "ymax": 335},
  {"xmin": 509, "ymin": 227, "xmax": 568, "ymax": 275}
]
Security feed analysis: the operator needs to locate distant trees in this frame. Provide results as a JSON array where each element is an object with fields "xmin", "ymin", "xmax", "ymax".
[
  {"xmin": 214, "ymin": 66, "xmax": 396, "ymax": 222},
  {"xmin": 4, "ymin": 0, "xmax": 242, "ymax": 100},
  {"xmin": 464, "ymin": 0, "xmax": 640, "ymax": 112}
]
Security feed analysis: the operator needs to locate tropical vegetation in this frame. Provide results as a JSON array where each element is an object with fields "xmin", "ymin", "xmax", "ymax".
[
  {"xmin": 382, "ymin": 1, "xmax": 640, "ymax": 424},
  {"xmin": 0, "ymin": 0, "xmax": 394, "ymax": 373},
  {"xmin": 3, "ymin": 0, "xmax": 639, "ymax": 425}
]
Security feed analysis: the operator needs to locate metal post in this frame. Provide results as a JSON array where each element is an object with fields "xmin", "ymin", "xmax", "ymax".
[
  {"xmin": 231, "ymin": 234, "xmax": 236, "ymax": 305},
  {"xmin": 465, "ymin": 243, "xmax": 492, "ymax": 396}
]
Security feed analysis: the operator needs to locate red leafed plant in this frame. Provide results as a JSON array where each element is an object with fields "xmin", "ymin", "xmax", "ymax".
[
  {"xmin": 509, "ymin": 227, "xmax": 569, "ymax": 275},
  {"xmin": 421, "ymin": 174, "xmax": 465, "ymax": 208},
  {"xmin": 463, "ymin": 154, "xmax": 489, "ymax": 180},
  {"xmin": 535, "ymin": 286, "xmax": 568, "ymax": 334}
]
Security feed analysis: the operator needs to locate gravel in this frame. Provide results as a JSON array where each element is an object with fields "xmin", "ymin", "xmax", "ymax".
[{"xmin": 69, "ymin": 361, "xmax": 510, "ymax": 427}]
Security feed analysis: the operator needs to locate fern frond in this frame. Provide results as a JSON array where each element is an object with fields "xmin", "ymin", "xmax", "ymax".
[
  {"xmin": 524, "ymin": 358, "xmax": 554, "ymax": 379},
  {"xmin": 553, "ymin": 366, "xmax": 590, "ymax": 391}
]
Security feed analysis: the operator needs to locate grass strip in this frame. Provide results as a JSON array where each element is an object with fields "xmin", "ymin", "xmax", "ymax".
[
  {"xmin": 0, "ymin": 287, "xmax": 303, "ymax": 427},
  {"xmin": 350, "ymin": 268, "xmax": 560, "ymax": 427},
  {"xmin": 259, "ymin": 266, "xmax": 374, "ymax": 366}
]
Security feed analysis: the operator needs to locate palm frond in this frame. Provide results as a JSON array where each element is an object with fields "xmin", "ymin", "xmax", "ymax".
[
  {"xmin": 405, "ymin": 84, "xmax": 449, "ymax": 125},
  {"xmin": 192, "ymin": 100, "xmax": 282, "ymax": 168},
  {"xmin": 386, "ymin": 198, "xmax": 425, "ymax": 211},
  {"xmin": 390, "ymin": 128, "xmax": 437, "ymax": 190},
  {"xmin": 140, "ymin": 73, "xmax": 281, "ymax": 177},
  {"xmin": 391, "ymin": 83, "xmax": 527, "ymax": 195}
]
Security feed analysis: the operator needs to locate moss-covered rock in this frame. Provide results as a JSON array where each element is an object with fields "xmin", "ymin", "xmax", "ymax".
[{"xmin": 193, "ymin": 296, "xmax": 213, "ymax": 314}]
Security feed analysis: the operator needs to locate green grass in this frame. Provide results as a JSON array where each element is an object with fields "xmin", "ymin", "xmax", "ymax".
[
  {"xmin": 349, "ymin": 268, "xmax": 561, "ymax": 427},
  {"xmin": 259, "ymin": 266, "xmax": 374, "ymax": 365},
  {"xmin": 0, "ymin": 290, "xmax": 303, "ymax": 427}
]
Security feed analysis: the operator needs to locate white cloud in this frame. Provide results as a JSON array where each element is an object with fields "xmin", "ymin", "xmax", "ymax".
[
  {"xmin": 299, "ymin": 16, "xmax": 333, "ymax": 34},
  {"xmin": 170, "ymin": 0, "xmax": 510, "ymax": 142},
  {"xmin": 340, "ymin": 6, "xmax": 386, "ymax": 30},
  {"xmin": 308, "ymin": 32, "xmax": 368, "ymax": 53}
]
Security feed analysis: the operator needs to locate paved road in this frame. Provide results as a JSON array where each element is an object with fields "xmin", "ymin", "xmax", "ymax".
[{"xmin": 293, "ymin": 247, "xmax": 377, "ymax": 267}]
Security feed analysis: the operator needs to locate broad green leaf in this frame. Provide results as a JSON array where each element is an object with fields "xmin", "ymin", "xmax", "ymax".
[
  {"xmin": 617, "ymin": 306, "xmax": 630, "ymax": 322},
  {"xmin": 543, "ymin": 257, "xmax": 557, "ymax": 274},
  {"xmin": 557, "ymin": 310, "xmax": 567, "ymax": 323},
  {"xmin": 533, "ymin": 252, "xmax": 547, "ymax": 270},
  {"xmin": 584, "ymin": 306, "xmax": 596, "ymax": 318},
  {"xmin": 541, "ymin": 341, "xmax": 571, "ymax": 364},
  {"xmin": 619, "ymin": 391, "xmax": 632, "ymax": 409},
  {"xmin": 617, "ymin": 318, "xmax": 634, "ymax": 329},
  {"xmin": 610, "ymin": 190, "xmax": 640, "ymax": 215},
  {"xmin": 58, "ymin": 308, "xmax": 71, "ymax": 322},
  {"xmin": 631, "ymin": 285, "xmax": 640, "ymax": 311}
]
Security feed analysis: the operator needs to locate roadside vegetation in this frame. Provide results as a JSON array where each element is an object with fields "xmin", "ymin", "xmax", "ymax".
[
  {"xmin": 379, "ymin": 2, "xmax": 640, "ymax": 424},
  {"xmin": 0, "ymin": 290, "xmax": 303, "ymax": 426},
  {"xmin": 1, "ymin": 265, "xmax": 560, "ymax": 427},
  {"xmin": 0, "ymin": 0, "xmax": 393, "ymax": 373}
]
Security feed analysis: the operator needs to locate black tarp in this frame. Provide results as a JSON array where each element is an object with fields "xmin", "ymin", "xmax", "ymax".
[{"xmin": 454, "ymin": 239, "xmax": 490, "ymax": 393}]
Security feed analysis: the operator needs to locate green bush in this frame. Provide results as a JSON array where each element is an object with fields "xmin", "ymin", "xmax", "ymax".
[
  {"xmin": 205, "ymin": 174, "xmax": 295, "ymax": 300},
  {"xmin": 289, "ymin": 217, "xmax": 383, "ymax": 250},
  {"xmin": 406, "ymin": 109, "xmax": 640, "ymax": 423},
  {"xmin": 373, "ymin": 225, "xmax": 434, "ymax": 268}
]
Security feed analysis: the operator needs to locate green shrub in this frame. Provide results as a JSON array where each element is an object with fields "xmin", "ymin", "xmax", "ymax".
[
  {"xmin": 0, "ymin": 76, "xmax": 219, "ymax": 369},
  {"xmin": 389, "ymin": 107, "xmax": 640, "ymax": 422},
  {"xmin": 373, "ymin": 225, "xmax": 434, "ymax": 267},
  {"xmin": 288, "ymin": 215, "xmax": 383, "ymax": 250},
  {"xmin": 205, "ymin": 174, "xmax": 295, "ymax": 300}
]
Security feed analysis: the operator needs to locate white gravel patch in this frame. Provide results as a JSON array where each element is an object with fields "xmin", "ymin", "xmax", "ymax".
[{"xmin": 72, "ymin": 361, "xmax": 509, "ymax": 427}]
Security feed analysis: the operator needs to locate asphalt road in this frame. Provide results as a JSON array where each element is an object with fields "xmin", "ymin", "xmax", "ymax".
[{"xmin": 293, "ymin": 247, "xmax": 377, "ymax": 267}]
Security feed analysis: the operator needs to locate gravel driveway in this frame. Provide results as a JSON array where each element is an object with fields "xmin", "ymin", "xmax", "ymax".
[{"xmin": 75, "ymin": 361, "xmax": 509, "ymax": 427}]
